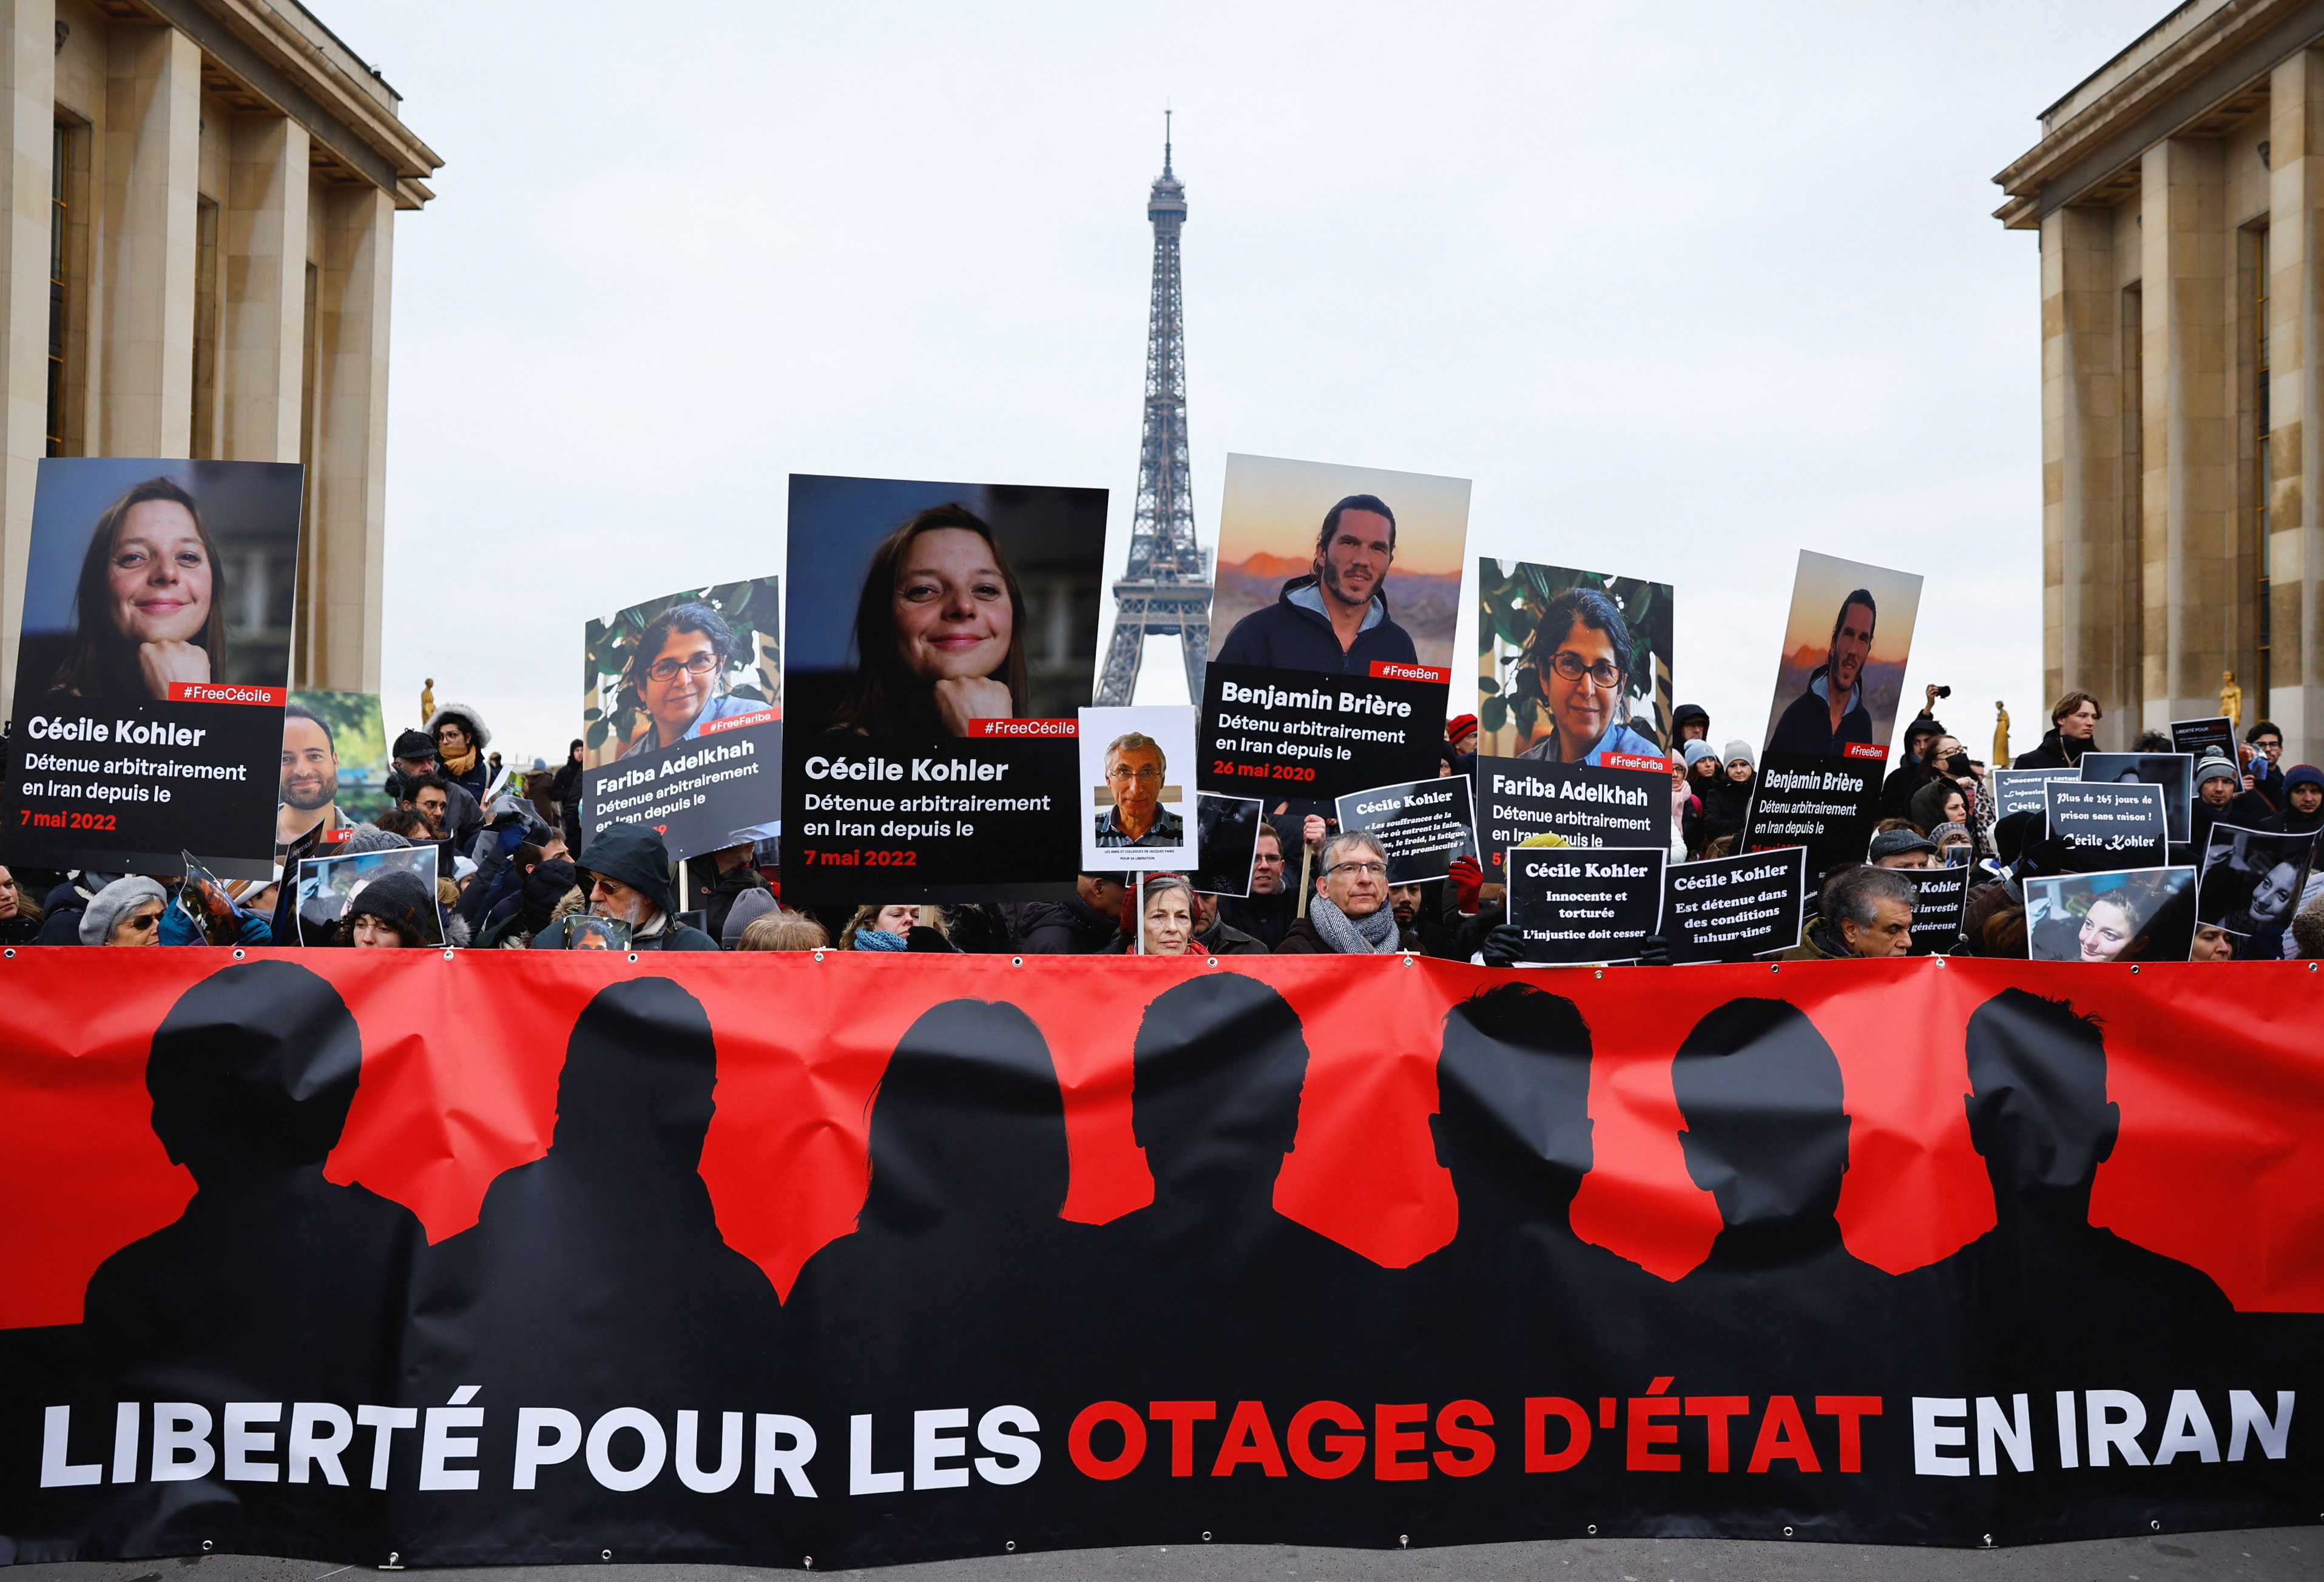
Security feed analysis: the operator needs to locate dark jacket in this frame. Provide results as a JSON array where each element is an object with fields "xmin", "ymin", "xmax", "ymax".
[
  {"xmin": 1768, "ymin": 674, "xmax": 1873, "ymax": 756},
  {"xmin": 1215, "ymin": 576, "xmax": 1417, "ymax": 675},
  {"xmin": 35, "ymin": 882, "xmax": 87, "ymax": 945},
  {"xmin": 1220, "ymin": 886, "xmax": 1299, "ymax": 949},
  {"xmin": 534, "ymin": 822, "xmax": 718, "ymax": 952},
  {"xmin": 1014, "ymin": 893, "xmax": 1120, "ymax": 954},
  {"xmin": 1273, "ymin": 914, "xmax": 1419, "ymax": 954},
  {"xmin": 1777, "ymin": 916, "xmax": 1851, "ymax": 961},
  {"xmin": 1195, "ymin": 917, "xmax": 1268, "ymax": 955},
  {"xmin": 2013, "ymin": 728, "xmax": 2089, "ymax": 771},
  {"xmin": 1954, "ymin": 880, "xmax": 2026, "ymax": 958},
  {"xmin": 0, "ymin": 911, "xmax": 38, "ymax": 945},
  {"xmin": 685, "ymin": 856, "xmax": 771, "ymax": 944}
]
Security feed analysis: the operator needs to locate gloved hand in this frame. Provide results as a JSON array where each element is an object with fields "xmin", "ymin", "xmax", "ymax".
[
  {"xmin": 1635, "ymin": 933, "xmax": 1672, "ymax": 967},
  {"xmin": 1447, "ymin": 853, "xmax": 1484, "ymax": 914},
  {"xmin": 496, "ymin": 819, "xmax": 528, "ymax": 856},
  {"xmin": 1481, "ymin": 922, "xmax": 1528, "ymax": 970}
]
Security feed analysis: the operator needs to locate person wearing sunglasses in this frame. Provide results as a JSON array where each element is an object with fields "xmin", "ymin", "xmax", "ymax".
[
  {"xmin": 1275, "ymin": 832, "xmax": 1416, "ymax": 954},
  {"xmin": 1514, "ymin": 586, "xmax": 1666, "ymax": 767},
  {"xmin": 79, "ymin": 875, "xmax": 167, "ymax": 946},
  {"xmin": 617, "ymin": 601, "xmax": 770, "ymax": 759},
  {"xmin": 1093, "ymin": 731, "xmax": 1184, "ymax": 848}
]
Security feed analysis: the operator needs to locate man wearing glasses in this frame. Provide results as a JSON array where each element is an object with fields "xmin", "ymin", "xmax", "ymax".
[
  {"xmin": 618, "ymin": 601, "xmax": 771, "ymax": 759},
  {"xmin": 1768, "ymin": 587, "xmax": 1879, "ymax": 757},
  {"xmin": 1514, "ymin": 586, "xmax": 1666, "ymax": 766},
  {"xmin": 1275, "ymin": 831, "xmax": 1417, "ymax": 954},
  {"xmin": 1094, "ymin": 732, "xmax": 1184, "ymax": 848}
]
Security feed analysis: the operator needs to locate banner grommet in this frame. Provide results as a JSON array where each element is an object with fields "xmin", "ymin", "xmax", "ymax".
[
  {"xmin": 626, "ymin": 953, "xmax": 639, "ymax": 964},
  {"xmin": 813, "ymin": 950, "xmax": 825, "ymax": 962},
  {"xmin": 232, "ymin": 948, "xmax": 245, "ymax": 960}
]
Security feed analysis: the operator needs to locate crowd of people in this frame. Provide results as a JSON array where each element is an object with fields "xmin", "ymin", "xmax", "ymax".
[{"xmin": 2, "ymin": 683, "xmax": 2318, "ymax": 967}]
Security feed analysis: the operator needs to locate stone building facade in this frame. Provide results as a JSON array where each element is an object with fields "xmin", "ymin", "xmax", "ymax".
[
  {"xmin": 0, "ymin": 0, "xmax": 437, "ymax": 722},
  {"xmin": 1995, "ymin": 0, "xmax": 2324, "ymax": 759}
]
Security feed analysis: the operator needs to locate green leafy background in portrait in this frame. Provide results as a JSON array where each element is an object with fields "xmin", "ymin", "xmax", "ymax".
[
  {"xmin": 1476, "ymin": 558, "xmax": 1671, "ymax": 757},
  {"xmin": 581, "ymin": 578, "xmax": 782, "ymax": 767}
]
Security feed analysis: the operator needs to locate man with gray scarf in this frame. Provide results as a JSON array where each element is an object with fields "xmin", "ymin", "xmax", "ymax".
[{"xmin": 1274, "ymin": 831, "xmax": 1418, "ymax": 954}]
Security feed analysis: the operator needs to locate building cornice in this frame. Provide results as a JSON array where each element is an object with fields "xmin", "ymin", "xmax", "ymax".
[
  {"xmin": 1991, "ymin": 0, "xmax": 2324, "ymax": 228},
  {"xmin": 100, "ymin": 0, "xmax": 441, "ymax": 209}
]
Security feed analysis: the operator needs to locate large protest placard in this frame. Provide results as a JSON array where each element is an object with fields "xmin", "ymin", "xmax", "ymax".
[
  {"xmin": 1899, "ymin": 864, "xmax": 1970, "ymax": 956},
  {"xmin": 2045, "ymin": 779, "xmax": 2168, "ymax": 872},
  {"xmin": 1187, "ymin": 791, "xmax": 1263, "ymax": 897},
  {"xmin": 1741, "ymin": 552, "xmax": 1921, "ymax": 878},
  {"xmin": 783, "ymin": 475, "xmax": 1105, "ymax": 904},
  {"xmin": 0, "ymin": 459, "xmax": 303, "ymax": 879},
  {"xmin": 275, "ymin": 691, "xmax": 388, "ymax": 870},
  {"xmin": 1, "ymin": 953, "xmax": 2320, "ymax": 1566},
  {"xmin": 1504, "ymin": 842, "xmax": 1663, "ymax": 963},
  {"xmin": 1078, "ymin": 706, "xmax": 1196, "ymax": 873},
  {"xmin": 2025, "ymin": 867, "xmax": 2198, "ymax": 962},
  {"xmin": 1336, "ymin": 774, "xmax": 1477, "ymax": 884},
  {"xmin": 577, "ymin": 577, "xmax": 780, "ymax": 864},
  {"xmin": 2080, "ymin": 752, "xmax": 2193, "ymax": 844},
  {"xmin": 1663, "ymin": 845, "xmax": 1808, "ymax": 962},
  {"xmin": 1201, "ymin": 455, "xmax": 1465, "ymax": 803},
  {"xmin": 1473, "ymin": 558, "xmax": 1672, "ymax": 882},
  {"xmin": 1988, "ymin": 765, "xmax": 2078, "ymax": 820},
  {"xmin": 2195, "ymin": 823, "xmax": 2318, "ymax": 952},
  {"xmin": 292, "ymin": 844, "xmax": 444, "ymax": 947}
]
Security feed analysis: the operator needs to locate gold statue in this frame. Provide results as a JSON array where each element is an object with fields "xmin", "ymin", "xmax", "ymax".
[
  {"xmin": 1993, "ymin": 701, "xmax": 2010, "ymax": 767},
  {"xmin": 2220, "ymin": 669, "xmax": 2243, "ymax": 728},
  {"xmin": 420, "ymin": 676, "xmax": 436, "ymax": 723}
]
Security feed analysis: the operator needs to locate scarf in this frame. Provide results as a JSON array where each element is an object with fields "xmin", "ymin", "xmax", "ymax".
[
  {"xmin": 1308, "ymin": 893, "xmax": 1401, "ymax": 955},
  {"xmin": 441, "ymin": 743, "xmax": 478, "ymax": 778},
  {"xmin": 854, "ymin": 927, "xmax": 908, "ymax": 952}
]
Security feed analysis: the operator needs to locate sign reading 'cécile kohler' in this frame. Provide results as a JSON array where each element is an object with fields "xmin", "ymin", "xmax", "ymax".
[
  {"xmin": 1334, "ymin": 774, "xmax": 1478, "ymax": 884},
  {"xmin": 1198, "ymin": 455, "xmax": 1468, "ymax": 803},
  {"xmin": 1471, "ymin": 558, "xmax": 1674, "ymax": 876},
  {"xmin": 1900, "ymin": 863, "xmax": 1970, "ymax": 956},
  {"xmin": 1662, "ymin": 845, "xmax": 1809, "ymax": 963},
  {"xmin": 1504, "ymin": 843, "xmax": 1664, "ymax": 964},
  {"xmin": 578, "ymin": 576, "xmax": 783, "ymax": 864},
  {"xmin": 2044, "ymin": 779, "xmax": 2169, "ymax": 873},
  {"xmin": 0, "ymin": 459, "xmax": 305, "ymax": 880},
  {"xmin": 780, "ymin": 474, "xmax": 1108, "ymax": 904},
  {"xmin": 1741, "ymin": 550, "xmax": 1923, "ymax": 877}
]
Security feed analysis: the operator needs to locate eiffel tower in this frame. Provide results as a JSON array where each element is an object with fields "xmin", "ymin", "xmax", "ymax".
[{"xmin": 1093, "ymin": 116, "xmax": 1209, "ymax": 705}]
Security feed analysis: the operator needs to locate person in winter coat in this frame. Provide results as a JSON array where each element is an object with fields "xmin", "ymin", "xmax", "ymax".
[
  {"xmin": 1671, "ymin": 703, "xmax": 1711, "ymax": 745},
  {"xmin": 81, "ymin": 876, "xmax": 168, "ymax": 946},
  {"xmin": 2013, "ymin": 692, "xmax": 2101, "ymax": 771},
  {"xmin": 1697, "ymin": 739, "xmax": 1756, "ymax": 848},
  {"xmin": 684, "ymin": 842, "xmax": 771, "ymax": 942},
  {"xmin": 425, "ymin": 702, "xmax": 493, "ymax": 800},
  {"xmin": 530, "ymin": 821, "xmax": 717, "ymax": 951},
  {"xmin": 1680, "ymin": 740, "xmax": 1723, "ymax": 856},
  {"xmin": 1214, "ymin": 495, "xmax": 1417, "ymax": 675},
  {"xmin": 2191, "ymin": 753, "xmax": 2277, "ymax": 854},
  {"xmin": 1779, "ymin": 865, "xmax": 1916, "ymax": 960},
  {"xmin": 1275, "ymin": 833, "xmax": 1417, "ymax": 954},
  {"xmin": 1880, "ymin": 713, "xmax": 1947, "ymax": 818},
  {"xmin": 1015, "ymin": 871, "xmax": 1128, "ymax": 953},
  {"xmin": 1220, "ymin": 823, "xmax": 1299, "ymax": 947},
  {"xmin": 2282, "ymin": 764, "xmax": 2324, "ymax": 836},
  {"xmin": 334, "ymin": 870, "xmax": 436, "ymax": 948},
  {"xmin": 840, "ymin": 904, "xmax": 955, "ymax": 952},
  {"xmin": 0, "ymin": 866, "xmax": 41, "ymax": 946}
]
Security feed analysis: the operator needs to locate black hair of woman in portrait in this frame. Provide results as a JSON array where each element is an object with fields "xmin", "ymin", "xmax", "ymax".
[
  {"xmin": 48, "ymin": 477, "xmax": 228, "ymax": 700},
  {"xmin": 828, "ymin": 503, "xmax": 1030, "ymax": 738}
]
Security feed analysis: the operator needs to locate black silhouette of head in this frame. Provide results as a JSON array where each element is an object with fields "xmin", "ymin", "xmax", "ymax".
[
  {"xmin": 147, "ymin": 960, "xmax": 363, "ymax": 1181},
  {"xmin": 860, "ymin": 998, "xmax": 1068, "ymax": 1234},
  {"xmin": 1962, "ymin": 987, "xmax": 2119, "ymax": 1195},
  {"xmin": 1132, "ymin": 974, "xmax": 1308, "ymax": 1203},
  {"xmin": 1672, "ymin": 999, "xmax": 1851, "ymax": 1228},
  {"xmin": 550, "ymin": 977, "xmax": 720, "ymax": 1173},
  {"xmin": 1431, "ymin": 984, "xmax": 1595, "ymax": 1214}
]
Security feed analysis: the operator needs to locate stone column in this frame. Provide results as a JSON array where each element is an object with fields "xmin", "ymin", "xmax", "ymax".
[
  {"xmin": 97, "ymin": 22, "xmax": 197, "ymax": 458},
  {"xmin": 220, "ymin": 115, "xmax": 306, "ymax": 462},
  {"xmin": 0, "ymin": 0, "xmax": 53, "ymax": 723},
  {"xmin": 2141, "ymin": 135, "xmax": 2233, "ymax": 732},
  {"xmin": 2278, "ymin": 48, "xmax": 2324, "ymax": 765},
  {"xmin": 309, "ymin": 181, "xmax": 391, "ymax": 692},
  {"xmin": 2041, "ymin": 203, "xmax": 2124, "ymax": 738}
]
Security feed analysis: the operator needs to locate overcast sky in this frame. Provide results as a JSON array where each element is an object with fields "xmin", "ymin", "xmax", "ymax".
[{"xmin": 327, "ymin": 0, "xmax": 2155, "ymax": 768}]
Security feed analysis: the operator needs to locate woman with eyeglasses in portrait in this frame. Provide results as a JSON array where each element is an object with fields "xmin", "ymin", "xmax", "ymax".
[
  {"xmin": 1513, "ymin": 586, "xmax": 1665, "ymax": 767},
  {"xmin": 617, "ymin": 601, "xmax": 771, "ymax": 759}
]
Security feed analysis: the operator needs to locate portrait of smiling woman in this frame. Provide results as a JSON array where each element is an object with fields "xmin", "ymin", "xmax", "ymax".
[
  {"xmin": 47, "ymin": 477, "xmax": 226, "ymax": 701},
  {"xmin": 831, "ymin": 502, "xmax": 1031, "ymax": 738}
]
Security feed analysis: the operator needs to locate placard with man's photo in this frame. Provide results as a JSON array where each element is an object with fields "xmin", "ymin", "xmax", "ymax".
[{"xmin": 1078, "ymin": 705, "xmax": 1197, "ymax": 872}]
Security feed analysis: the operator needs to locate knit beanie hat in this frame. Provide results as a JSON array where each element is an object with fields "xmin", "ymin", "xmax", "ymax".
[
  {"xmin": 343, "ymin": 825, "xmax": 414, "ymax": 856},
  {"xmin": 1683, "ymin": 740, "xmax": 1719, "ymax": 769},
  {"xmin": 721, "ymin": 888, "xmax": 779, "ymax": 948},
  {"xmin": 344, "ymin": 870, "xmax": 435, "ymax": 939},
  {"xmin": 2195, "ymin": 754, "xmax": 2240, "ymax": 789},
  {"xmin": 79, "ymin": 875, "xmax": 167, "ymax": 945},
  {"xmin": 1722, "ymin": 740, "xmax": 1754, "ymax": 769},
  {"xmin": 2286, "ymin": 765, "xmax": 2324, "ymax": 795},
  {"xmin": 391, "ymin": 729, "xmax": 435, "ymax": 761}
]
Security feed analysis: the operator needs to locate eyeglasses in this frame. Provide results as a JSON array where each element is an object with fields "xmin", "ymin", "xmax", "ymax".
[
  {"xmin": 1549, "ymin": 651, "xmax": 1623, "ymax": 689},
  {"xmin": 1328, "ymin": 860, "xmax": 1388, "ymax": 878},
  {"xmin": 123, "ymin": 911, "xmax": 158, "ymax": 932},
  {"xmin": 646, "ymin": 653, "xmax": 720, "ymax": 682},
  {"xmin": 1108, "ymin": 765, "xmax": 1165, "ymax": 782}
]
